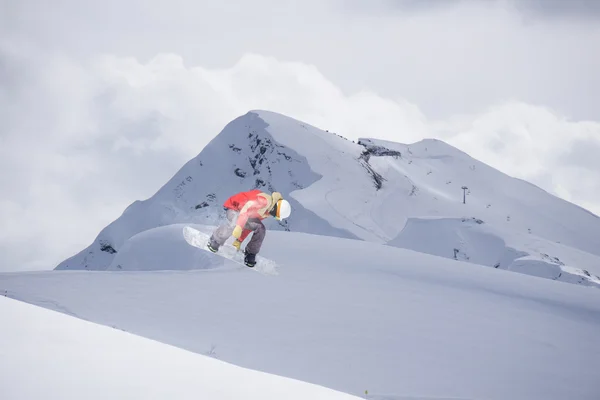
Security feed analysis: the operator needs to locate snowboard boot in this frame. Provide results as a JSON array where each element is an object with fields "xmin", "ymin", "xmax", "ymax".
[
  {"xmin": 207, "ymin": 237, "xmax": 219, "ymax": 253},
  {"xmin": 244, "ymin": 250, "xmax": 256, "ymax": 268}
]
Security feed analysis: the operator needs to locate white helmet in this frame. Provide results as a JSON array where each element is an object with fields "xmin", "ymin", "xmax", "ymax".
[{"xmin": 275, "ymin": 199, "xmax": 291, "ymax": 220}]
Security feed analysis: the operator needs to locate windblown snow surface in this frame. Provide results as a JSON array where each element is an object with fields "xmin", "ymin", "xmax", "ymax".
[
  {"xmin": 54, "ymin": 110, "xmax": 600, "ymax": 286},
  {"xmin": 2, "ymin": 225, "xmax": 600, "ymax": 400},
  {"xmin": 0, "ymin": 295, "xmax": 361, "ymax": 400}
]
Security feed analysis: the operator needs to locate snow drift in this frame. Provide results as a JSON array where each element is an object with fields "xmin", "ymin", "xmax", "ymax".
[
  {"xmin": 3, "ymin": 227, "xmax": 600, "ymax": 400},
  {"xmin": 0, "ymin": 295, "xmax": 361, "ymax": 400},
  {"xmin": 388, "ymin": 216, "xmax": 600, "ymax": 286}
]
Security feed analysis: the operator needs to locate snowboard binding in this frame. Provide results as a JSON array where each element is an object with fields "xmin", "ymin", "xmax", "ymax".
[{"xmin": 244, "ymin": 250, "xmax": 257, "ymax": 268}]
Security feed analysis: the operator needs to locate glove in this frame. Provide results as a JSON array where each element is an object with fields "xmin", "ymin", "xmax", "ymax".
[
  {"xmin": 232, "ymin": 239, "xmax": 242, "ymax": 251},
  {"xmin": 232, "ymin": 225, "xmax": 242, "ymax": 239}
]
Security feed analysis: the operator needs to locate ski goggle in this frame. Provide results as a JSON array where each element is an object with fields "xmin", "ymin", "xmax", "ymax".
[{"xmin": 270, "ymin": 200, "xmax": 283, "ymax": 220}]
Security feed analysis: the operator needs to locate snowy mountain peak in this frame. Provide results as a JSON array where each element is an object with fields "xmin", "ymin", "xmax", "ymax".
[{"xmin": 55, "ymin": 110, "xmax": 600, "ymax": 287}]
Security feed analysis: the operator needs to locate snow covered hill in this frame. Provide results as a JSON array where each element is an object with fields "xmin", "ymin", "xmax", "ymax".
[
  {"xmin": 3, "ymin": 227, "xmax": 600, "ymax": 400},
  {"xmin": 0, "ymin": 295, "xmax": 362, "ymax": 400},
  {"xmin": 54, "ymin": 110, "xmax": 600, "ymax": 286}
]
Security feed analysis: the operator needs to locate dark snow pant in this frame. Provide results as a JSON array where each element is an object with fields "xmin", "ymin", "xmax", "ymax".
[{"xmin": 209, "ymin": 209, "xmax": 266, "ymax": 254}]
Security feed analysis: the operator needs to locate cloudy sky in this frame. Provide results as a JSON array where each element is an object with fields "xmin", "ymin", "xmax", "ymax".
[{"xmin": 1, "ymin": 0, "xmax": 599, "ymax": 271}]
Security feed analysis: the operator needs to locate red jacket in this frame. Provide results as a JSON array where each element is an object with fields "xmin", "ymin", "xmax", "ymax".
[{"xmin": 224, "ymin": 189, "xmax": 280, "ymax": 240}]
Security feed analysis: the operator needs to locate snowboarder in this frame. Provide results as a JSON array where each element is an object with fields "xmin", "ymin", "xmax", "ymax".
[{"xmin": 207, "ymin": 189, "xmax": 291, "ymax": 267}]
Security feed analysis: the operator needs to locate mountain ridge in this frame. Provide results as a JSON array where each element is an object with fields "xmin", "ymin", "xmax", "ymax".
[{"xmin": 54, "ymin": 109, "xmax": 600, "ymax": 286}]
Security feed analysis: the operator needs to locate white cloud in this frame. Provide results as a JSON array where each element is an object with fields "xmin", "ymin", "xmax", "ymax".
[{"xmin": 5, "ymin": 0, "xmax": 600, "ymax": 120}]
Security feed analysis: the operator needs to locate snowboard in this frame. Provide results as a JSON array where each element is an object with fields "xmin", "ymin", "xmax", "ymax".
[{"xmin": 182, "ymin": 226, "xmax": 278, "ymax": 276}]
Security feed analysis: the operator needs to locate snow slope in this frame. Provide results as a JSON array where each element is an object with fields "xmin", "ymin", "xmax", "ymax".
[
  {"xmin": 54, "ymin": 110, "xmax": 600, "ymax": 287},
  {"xmin": 4, "ymin": 226, "xmax": 600, "ymax": 400},
  {"xmin": 389, "ymin": 216, "xmax": 600, "ymax": 286},
  {"xmin": 0, "ymin": 295, "xmax": 361, "ymax": 400}
]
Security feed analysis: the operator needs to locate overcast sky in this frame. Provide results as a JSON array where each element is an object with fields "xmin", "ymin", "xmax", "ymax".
[{"xmin": 1, "ymin": 0, "xmax": 599, "ymax": 271}]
